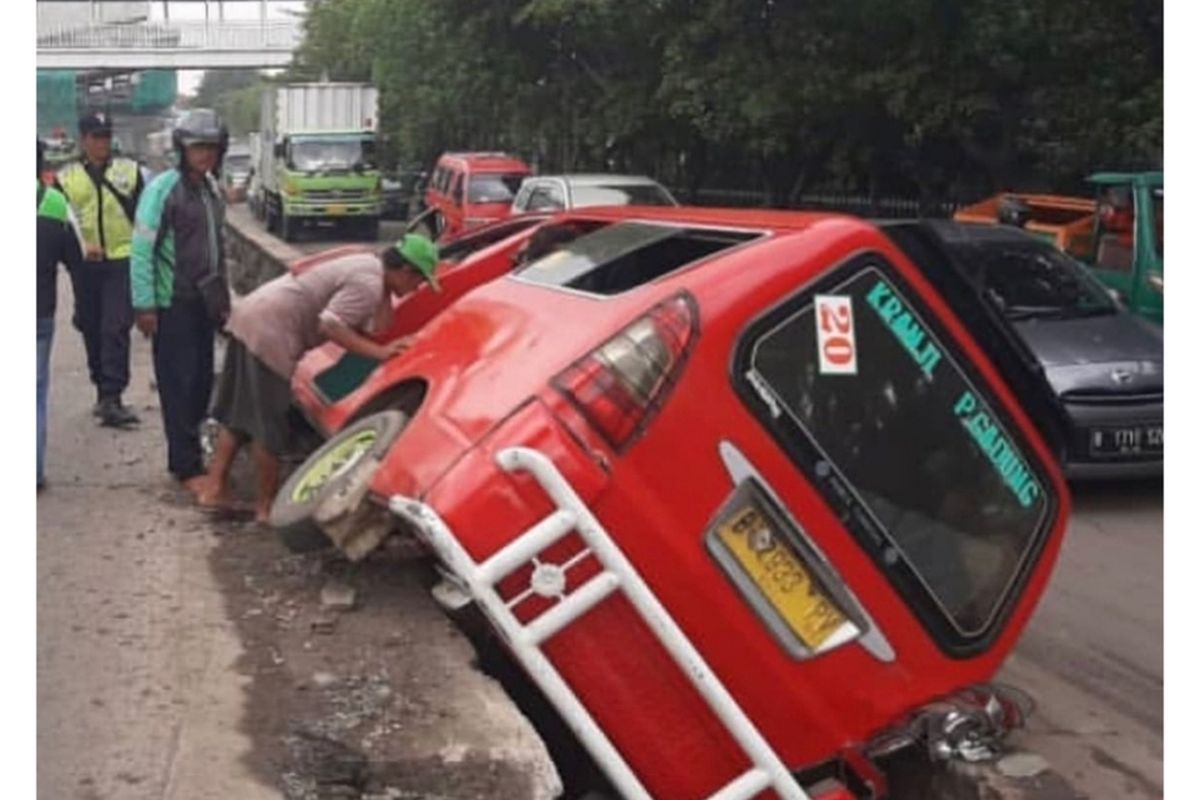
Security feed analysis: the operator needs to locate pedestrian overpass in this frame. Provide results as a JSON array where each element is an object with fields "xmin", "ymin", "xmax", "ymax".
[{"xmin": 37, "ymin": 1, "xmax": 302, "ymax": 69}]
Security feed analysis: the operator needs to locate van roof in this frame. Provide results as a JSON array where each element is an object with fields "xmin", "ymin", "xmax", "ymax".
[
  {"xmin": 437, "ymin": 152, "xmax": 530, "ymax": 173},
  {"xmin": 532, "ymin": 174, "xmax": 665, "ymax": 187}
]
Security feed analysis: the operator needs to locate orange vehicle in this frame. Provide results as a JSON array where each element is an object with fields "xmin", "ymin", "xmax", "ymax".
[
  {"xmin": 954, "ymin": 172, "xmax": 1163, "ymax": 324},
  {"xmin": 421, "ymin": 151, "xmax": 532, "ymax": 241},
  {"xmin": 953, "ymin": 193, "xmax": 1097, "ymax": 258}
]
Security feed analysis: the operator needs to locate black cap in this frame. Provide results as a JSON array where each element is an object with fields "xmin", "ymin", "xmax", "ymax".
[{"xmin": 78, "ymin": 111, "xmax": 113, "ymax": 137}]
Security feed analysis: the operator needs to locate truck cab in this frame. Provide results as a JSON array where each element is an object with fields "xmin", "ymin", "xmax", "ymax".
[
  {"xmin": 256, "ymin": 83, "xmax": 383, "ymax": 242},
  {"xmin": 1083, "ymin": 172, "xmax": 1163, "ymax": 324}
]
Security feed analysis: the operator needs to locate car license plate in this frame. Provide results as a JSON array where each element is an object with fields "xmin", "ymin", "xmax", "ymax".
[
  {"xmin": 328, "ymin": 204, "xmax": 348, "ymax": 216},
  {"xmin": 715, "ymin": 503, "xmax": 850, "ymax": 650},
  {"xmin": 1089, "ymin": 424, "xmax": 1163, "ymax": 456}
]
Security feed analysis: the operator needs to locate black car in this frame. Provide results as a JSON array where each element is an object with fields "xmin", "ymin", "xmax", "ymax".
[{"xmin": 928, "ymin": 221, "xmax": 1162, "ymax": 479}]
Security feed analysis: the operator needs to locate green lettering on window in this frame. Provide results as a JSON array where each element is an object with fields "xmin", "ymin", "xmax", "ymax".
[
  {"xmin": 865, "ymin": 278, "xmax": 943, "ymax": 380},
  {"xmin": 954, "ymin": 391, "xmax": 1042, "ymax": 509}
]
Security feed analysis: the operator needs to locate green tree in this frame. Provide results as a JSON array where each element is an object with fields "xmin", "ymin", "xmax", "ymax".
[
  {"xmin": 291, "ymin": 0, "xmax": 1162, "ymax": 204},
  {"xmin": 191, "ymin": 69, "xmax": 269, "ymax": 137}
]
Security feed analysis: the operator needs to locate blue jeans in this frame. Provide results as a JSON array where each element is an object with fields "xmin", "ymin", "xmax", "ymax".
[{"xmin": 37, "ymin": 317, "xmax": 54, "ymax": 487}]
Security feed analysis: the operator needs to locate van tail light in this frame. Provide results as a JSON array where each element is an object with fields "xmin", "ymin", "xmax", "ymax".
[{"xmin": 553, "ymin": 293, "xmax": 698, "ymax": 450}]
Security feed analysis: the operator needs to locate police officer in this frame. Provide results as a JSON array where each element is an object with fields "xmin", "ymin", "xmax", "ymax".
[
  {"xmin": 57, "ymin": 111, "xmax": 144, "ymax": 428},
  {"xmin": 38, "ymin": 140, "xmax": 84, "ymax": 489},
  {"xmin": 131, "ymin": 109, "xmax": 230, "ymax": 493}
]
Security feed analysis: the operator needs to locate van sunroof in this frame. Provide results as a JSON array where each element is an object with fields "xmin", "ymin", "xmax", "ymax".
[{"xmin": 514, "ymin": 222, "xmax": 758, "ymax": 295}]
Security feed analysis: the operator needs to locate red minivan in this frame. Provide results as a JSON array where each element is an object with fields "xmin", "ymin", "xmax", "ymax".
[
  {"xmin": 421, "ymin": 151, "xmax": 532, "ymax": 241},
  {"xmin": 275, "ymin": 208, "xmax": 1072, "ymax": 799}
]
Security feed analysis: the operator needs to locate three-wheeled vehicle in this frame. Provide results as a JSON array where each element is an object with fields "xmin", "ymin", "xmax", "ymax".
[{"xmin": 955, "ymin": 172, "xmax": 1163, "ymax": 324}]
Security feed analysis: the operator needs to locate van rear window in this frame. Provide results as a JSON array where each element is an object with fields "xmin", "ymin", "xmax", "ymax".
[
  {"xmin": 737, "ymin": 260, "xmax": 1053, "ymax": 647},
  {"xmin": 514, "ymin": 222, "xmax": 757, "ymax": 296}
]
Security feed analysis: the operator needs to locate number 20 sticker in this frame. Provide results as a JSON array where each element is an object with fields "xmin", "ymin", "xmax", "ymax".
[{"xmin": 815, "ymin": 295, "xmax": 857, "ymax": 375}]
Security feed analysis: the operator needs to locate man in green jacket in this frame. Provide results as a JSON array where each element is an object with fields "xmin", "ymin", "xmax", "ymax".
[
  {"xmin": 130, "ymin": 110, "xmax": 229, "ymax": 493},
  {"xmin": 57, "ymin": 111, "xmax": 143, "ymax": 428},
  {"xmin": 38, "ymin": 140, "xmax": 83, "ymax": 489}
]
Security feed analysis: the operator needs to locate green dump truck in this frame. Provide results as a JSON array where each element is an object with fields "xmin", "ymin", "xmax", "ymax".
[{"xmin": 255, "ymin": 83, "xmax": 382, "ymax": 242}]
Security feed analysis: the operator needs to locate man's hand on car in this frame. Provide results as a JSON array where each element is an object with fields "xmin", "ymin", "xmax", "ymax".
[
  {"xmin": 377, "ymin": 336, "xmax": 413, "ymax": 360},
  {"xmin": 135, "ymin": 311, "xmax": 158, "ymax": 338}
]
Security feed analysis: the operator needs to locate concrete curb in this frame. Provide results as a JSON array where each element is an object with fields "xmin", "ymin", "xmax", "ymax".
[{"xmin": 225, "ymin": 203, "xmax": 301, "ymax": 293}]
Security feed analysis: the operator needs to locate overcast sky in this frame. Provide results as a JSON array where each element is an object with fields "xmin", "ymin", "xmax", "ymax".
[
  {"xmin": 148, "ymin": 1, "xmax": 305, "ymax": 21},
  {"xmin": 149, "ymin": 0, "xmax": 305, "ymax": 93}
]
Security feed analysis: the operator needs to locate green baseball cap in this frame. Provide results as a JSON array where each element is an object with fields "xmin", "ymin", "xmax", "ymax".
[{"xmin": 394, "ymin": 233, "xmax": 441, "ymax": 292}]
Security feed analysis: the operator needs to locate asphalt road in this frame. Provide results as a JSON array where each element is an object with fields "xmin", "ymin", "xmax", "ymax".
[
  {"xmin": 254, "ymin": 211, "xmax": 411, "ymax": 256},
  {"xmin": 36, "ymin": 285, "xmax": 281, "ymax": 800},
  {"xmin": 1000, "ymin": 479, "xmax": 1163, "ymax": 798}
]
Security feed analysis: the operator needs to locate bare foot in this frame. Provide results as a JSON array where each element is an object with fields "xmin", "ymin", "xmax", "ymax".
[
  {"xmin": 254, "ymin": 505, "xmax": 272, "ymax": 526},
  {"xmin": 182, "ymin": 475, "xmax": 209, "ymax": 498},
  {"xmin": 195, "ymin": 481, "xmax": 238, "ymax": 511}
]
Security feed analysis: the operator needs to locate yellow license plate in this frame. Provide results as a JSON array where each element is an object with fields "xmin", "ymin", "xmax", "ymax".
[
  {"xmin": 328, "ymin": 204, "xmax": 348, "ymax": 216},
  {"xmin": 716, "ymin": 505, "xmax": 849, "ymax": 650}
]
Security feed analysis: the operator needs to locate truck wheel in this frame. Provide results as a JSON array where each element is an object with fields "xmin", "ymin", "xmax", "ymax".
[
  {"xmin": 265, "ymin": 199, "xmax": 278, "ymax": 233},
  {"xmin": 280, "ymin": 212, "xmax": 297, "ymax": 242},
  {"xmin": 271, "ymin": 411, "xmax": 409, "ymax": 553}
]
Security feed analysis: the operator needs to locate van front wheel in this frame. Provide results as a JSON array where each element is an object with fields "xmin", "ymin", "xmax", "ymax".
[{"xmin": 271, "ymin": 410, "xmax": 409, "ymax": 556}]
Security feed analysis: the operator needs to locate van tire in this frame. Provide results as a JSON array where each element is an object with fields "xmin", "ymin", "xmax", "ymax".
[{"xmin": 271, "ymin": 411, "xmax": 409, "ymax": 552}]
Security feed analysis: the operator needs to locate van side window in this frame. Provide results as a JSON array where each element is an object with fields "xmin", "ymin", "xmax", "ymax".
[
  {"xmin": 528, "ymin": 184, "xmax": 565, "ymax": 211},
  {"xmin": 512, "ymin": 183, "xmax": 534, "ymax": 212},
  {"xmin": 451, "ymin": 173, "xmax": 464, "ymax": 206}
]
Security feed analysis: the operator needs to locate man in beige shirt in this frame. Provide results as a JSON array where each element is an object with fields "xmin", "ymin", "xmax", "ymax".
[{"xmin": 197, "ymin": 234, "xmax": 440, "ymax": 521}]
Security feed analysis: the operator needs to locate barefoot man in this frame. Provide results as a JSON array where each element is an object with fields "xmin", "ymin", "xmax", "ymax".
[{"xmin": 196, "ymin": 234, "xmax": 441, "ymax": 522}]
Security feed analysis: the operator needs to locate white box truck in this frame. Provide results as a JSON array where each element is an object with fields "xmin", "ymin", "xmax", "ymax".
[{"xmin": 255, "ymin": 83, "xmax": 382, "ymax": 241}]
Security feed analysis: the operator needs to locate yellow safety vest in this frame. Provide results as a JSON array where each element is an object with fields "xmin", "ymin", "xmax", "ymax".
[{"xmin": 58, "ymin": 158, "xmax": 140, "ymax": 260}]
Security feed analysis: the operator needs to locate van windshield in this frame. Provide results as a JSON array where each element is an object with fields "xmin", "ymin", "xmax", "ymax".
[
  {"xmin": 468, "ymin": 173, "xmax": 526, "ymax": 204},
  {"xmin": 289, "ymin": 137, "xmax": 375, "ymax": 173}
]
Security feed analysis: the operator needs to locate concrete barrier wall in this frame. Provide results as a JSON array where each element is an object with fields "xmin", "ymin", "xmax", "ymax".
[{"xmin": 224, "ymin": 204, "xmax": 299, "ymax": 295}]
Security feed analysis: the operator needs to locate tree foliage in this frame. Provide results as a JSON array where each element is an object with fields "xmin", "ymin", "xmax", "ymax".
[
  {"xmin": 290, "ymin": 0, "xmax": 1161, "ymax": 202},
  {"xmin": 192, "ymin": 69, "xmax": 269, "ymax": 137}
]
